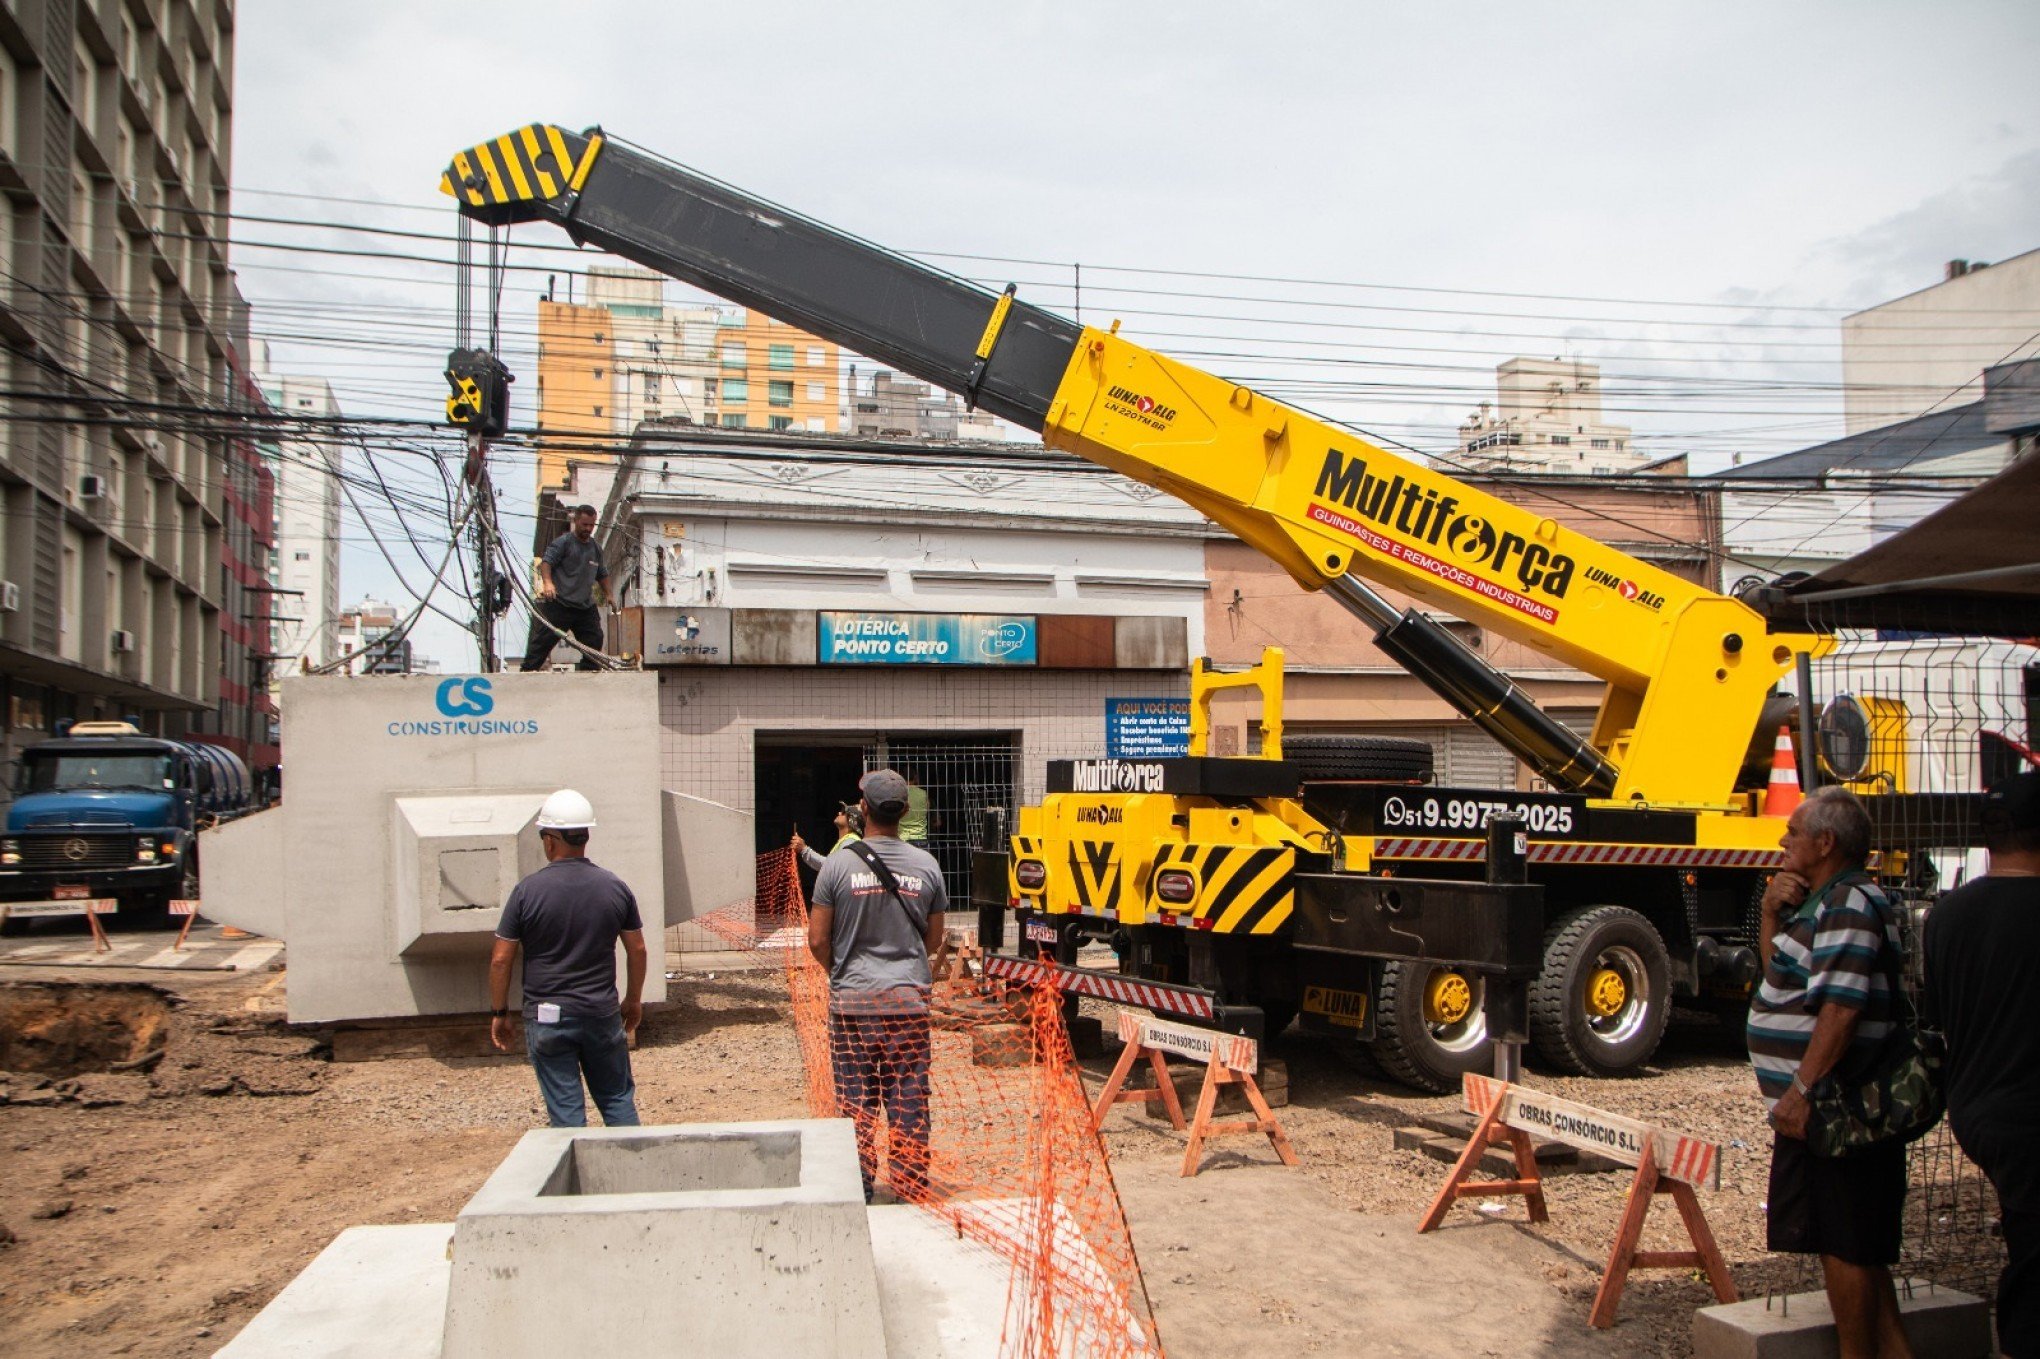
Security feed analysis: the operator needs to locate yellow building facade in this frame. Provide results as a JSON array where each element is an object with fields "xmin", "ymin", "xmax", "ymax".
[{"xmin": 534, "ymin": 300, "xmax": 616, "ymax": 492}]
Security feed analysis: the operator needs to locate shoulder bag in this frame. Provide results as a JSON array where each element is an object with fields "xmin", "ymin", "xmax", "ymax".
[{"xmin": 1804, "ymin": 876, "xmax": 1944, "ymax": 1156}]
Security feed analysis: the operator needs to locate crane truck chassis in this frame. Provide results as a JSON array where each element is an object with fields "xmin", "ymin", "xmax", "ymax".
[{"xmin": 439, "ymin": 124, "xmax": 1978, "ymax": 1091}]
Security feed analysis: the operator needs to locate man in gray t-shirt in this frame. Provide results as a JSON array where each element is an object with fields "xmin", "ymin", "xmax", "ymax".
[
  {"xmin": 519, "ymin": 505, "xmax": 610, "ymax": 672},
  {"xmin": 809, "ymin": 769, "xmax": 947, "ymax": 1200}
]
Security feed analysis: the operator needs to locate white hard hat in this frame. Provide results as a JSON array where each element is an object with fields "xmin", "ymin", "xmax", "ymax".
[{"xmin": 536, "ymin": 788, "xmax": 597, "ymax": 830}]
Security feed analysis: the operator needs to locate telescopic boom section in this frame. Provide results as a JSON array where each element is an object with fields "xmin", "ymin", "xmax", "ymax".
[
  {"xmin": 442, "ymin": 126, "xmax": 1826, "ymax": 808},
  {"xmin": 440, "ymin": 125, "xmax": 1081, "ymax": 433}
]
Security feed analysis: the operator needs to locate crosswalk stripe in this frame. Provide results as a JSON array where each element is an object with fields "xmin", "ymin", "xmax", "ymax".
[{"xmin": 223, "ymin": 941, "xmax": 282, "ymax": 972}]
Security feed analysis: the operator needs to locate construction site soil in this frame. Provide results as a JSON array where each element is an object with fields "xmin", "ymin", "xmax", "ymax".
[{"xmin": 0, "ymin": 960, "xmax": 1822, "ymax": 1358}]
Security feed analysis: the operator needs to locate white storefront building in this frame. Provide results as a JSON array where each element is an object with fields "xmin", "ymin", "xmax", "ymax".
[{"xmin": 596, "ymin": 425, "xmax": 1211, "ymax": 908}]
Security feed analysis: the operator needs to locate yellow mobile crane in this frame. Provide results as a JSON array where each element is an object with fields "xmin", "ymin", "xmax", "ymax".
[{"xmin": 440, "ymin": 126, "xmax": 1889, "ymax": 1090}]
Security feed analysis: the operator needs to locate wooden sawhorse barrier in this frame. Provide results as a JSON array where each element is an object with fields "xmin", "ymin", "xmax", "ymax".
[
  {"xmin": 0, "ymin": 895, "xmax": 117, "ymax": 952},
  {"xmin": 1419, "ymin": 1073, "xmax": 1737, "ymax": 1329},
  {"xmin": 170, "ymin": 899, "xmax": 202, "ymax": 950},
  {"xmin": 1090, "ymin": 1011, "xmax": 1298, "ymax": 1178}
]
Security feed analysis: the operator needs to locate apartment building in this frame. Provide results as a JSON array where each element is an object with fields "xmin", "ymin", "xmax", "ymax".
[
  {"xmin": 534, "ymin": 265, "xmax": 844, "ymax": 500},
  {"xmin": 0, "ymin": 0, "xmax": 275, "ymax": 774},
  {"xmin": 1455, "ymin": 358, "xmax": 1644, "ymax": 475},
  {"xmin": 258, "ymin": 351, "xmax": 343, "ymax": 683}
]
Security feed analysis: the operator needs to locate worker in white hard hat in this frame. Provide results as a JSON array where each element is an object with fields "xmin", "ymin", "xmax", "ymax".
[{"xmin": 488, "ymin": 789, "xmax": 647, "ymax": 1127}]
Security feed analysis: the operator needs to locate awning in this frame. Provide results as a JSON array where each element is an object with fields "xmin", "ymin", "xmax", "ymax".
[{"xmin": 1747, "ymin": 454, "xmax": 2040, "ymax": 637}]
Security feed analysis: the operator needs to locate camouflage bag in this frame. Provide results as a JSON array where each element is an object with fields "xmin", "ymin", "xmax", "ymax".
[{"xmin": 1806, "ymin": 887, "xmax": 1944, "ymax": 1157}]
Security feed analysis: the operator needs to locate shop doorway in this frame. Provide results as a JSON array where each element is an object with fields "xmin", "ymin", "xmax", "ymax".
[{"xmin": 752, "ymin": 731, "xmax": 1018, "ymax": 906}]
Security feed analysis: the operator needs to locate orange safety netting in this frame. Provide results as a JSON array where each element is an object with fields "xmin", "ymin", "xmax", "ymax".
[{"xmin": 691, "ymin": 848, "xmax": 1162, "ymax": 1359}]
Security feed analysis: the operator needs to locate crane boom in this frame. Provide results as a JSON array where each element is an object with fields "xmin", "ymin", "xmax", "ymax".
[{"xmin": 443, "ymin": 125, "xmax": 1827, "ymax": 807}]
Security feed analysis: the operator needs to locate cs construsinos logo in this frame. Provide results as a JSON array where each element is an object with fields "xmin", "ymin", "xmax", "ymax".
[
  {"xmin": 386, "ymin": 677, "xmax": 540, "ymax": 737},
  {"xmin": 436, "ymin": 676, "xmax": 493, "ymax": 716}
]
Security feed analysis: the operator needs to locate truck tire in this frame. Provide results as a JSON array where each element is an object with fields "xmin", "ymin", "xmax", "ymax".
[
  {"xmin": 1370, "ymin": 959, "xmax": 1491, "ymax": 1093},
  {"xmin": 1284, "ymin": 736, "xmax": 1433, "ymax": 784},
  {"xmin": 1529, "ymin": 905, "xmax": 1672, "ymax": 1077}
]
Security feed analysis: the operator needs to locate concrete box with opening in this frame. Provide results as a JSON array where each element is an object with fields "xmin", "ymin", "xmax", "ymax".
[
  {"xmin": 441, "ymin": 1120, "xmax": 886, "ymax": 1358},
  {"xmin": 199, "ymin": 672, "xmax": 684, "ymax": 1023}
]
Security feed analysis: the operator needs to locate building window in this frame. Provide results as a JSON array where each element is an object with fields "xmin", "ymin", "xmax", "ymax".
[
  {"xmin": 769, "ymin": 416, "xmax": 794, "ymax": 431},
  {"xmin": 720, "ymin": 342, "xmax": 747, "ymax": 369},
  {"xmin": 721, "ymin": 414, "xmax": 747, "ymax": 428},
  {"xmin": 1590, "ymin": 438, "xmax": 1609, "ymax": 449},
  {"xmin": 722, "ymin": 378, "xmax": 748, "ymax": 404},
  {"xmin": 641, "ymin": 371, "xmax": 658, "ymax": 397},
  {"xmin": 768, "ymin": 380, "xmax": 793, "ymax": 408},
  {"xmin": 806, "ymin": 381, "xmax": 826, "ymax": 402},
  {"xmin": 703, "ymin": 378, "xmax": 717, "ymax": 405},
  {"xmin": 768, "ymin": 344, "xmax": 795, "ymax": 370},
  {"xmin": 1549, "ymin": 434, "xmax": 1571, "ymax": 446},
  {"xmin": 807, "ymin": 347, "xmax": 826, "ymax": 367},
  {"xmin": 295, "ymin": 551, "xmax": 311, "ymax": 562},
  {"xmin": 1614, "ymin": 440, "xmax": 1625, "ymax": 450}
]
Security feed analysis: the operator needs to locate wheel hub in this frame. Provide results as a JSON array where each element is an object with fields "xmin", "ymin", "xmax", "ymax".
[
  {"xmin": 1586, "ymin": 967, "xmax": 1628, "ymax": 1018},
  {"xmin": 1424, "ymin": 971, "xmax": 1473, "ymax": 1026}
]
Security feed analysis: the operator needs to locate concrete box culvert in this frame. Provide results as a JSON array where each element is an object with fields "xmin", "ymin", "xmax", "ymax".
[
  {"xmin": 442, "ymin": 1119, "xmax": 887, "ymax": 1359},
  {"xmin": 0, "ymin": 982, "xmax": 172, "ymax": 1077},
  {"xmin": 544, "ymin": 1128, "xmax": 803, "ymax": 1197}
]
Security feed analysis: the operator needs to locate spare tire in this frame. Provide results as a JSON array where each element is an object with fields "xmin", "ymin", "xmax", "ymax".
[{"xmin": 1283, "ymin": 736, "xmax": 1433, "ymax": 784}]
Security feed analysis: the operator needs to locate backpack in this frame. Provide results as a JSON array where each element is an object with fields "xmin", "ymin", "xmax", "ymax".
[{"xmin": 1804, "ymin": 876, "xmax": 1945, "ymax": 1157}]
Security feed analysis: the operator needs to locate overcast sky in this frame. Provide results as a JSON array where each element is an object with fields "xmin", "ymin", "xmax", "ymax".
[{"xmin": 230, "ymin": 1, "xmax": 2040, "ymax": 671}]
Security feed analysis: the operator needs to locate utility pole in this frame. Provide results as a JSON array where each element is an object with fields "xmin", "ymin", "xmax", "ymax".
[{"xmin": 470, "ymin": 435, "xmax": 499, "ymax": 672}]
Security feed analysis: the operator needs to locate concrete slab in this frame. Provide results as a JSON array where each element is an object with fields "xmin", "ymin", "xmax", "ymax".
[
  {"xmin": 213, "ymin": 1223, "xmax": 452, "ymax": 1359},
  {"xmin": 1691, "ymin": 1280, "xmax": 1993, "ymax": 1359},
  {"xmin": 866, "ymin": 1205, "xmax": 1008, "ymax": 1359},
  {"xmin": 441, "ymin": 1119, "xmax": 886, "ymax": 1359}
]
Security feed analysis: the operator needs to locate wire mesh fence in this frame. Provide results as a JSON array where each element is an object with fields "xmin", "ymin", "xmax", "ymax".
[
  {"xmin": 680, "ymin": 848, "xmax": 1163, "ymax": 1359},
  {"xmin": 1805, "ymin": 632, "xmax": 2033, "ymax": 1305}
]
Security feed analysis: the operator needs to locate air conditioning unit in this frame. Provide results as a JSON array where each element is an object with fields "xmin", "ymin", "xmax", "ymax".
[
  {"xmin": 80, "ymin": 474, "xmax": 110, "ymax": 500},
  {"xmin": 110, "ymin": 629, "xmax": 137, "ymax": 654},
  {"xmin": 0, "ymin": 581, "xmax": 19, "ymax": 612}
]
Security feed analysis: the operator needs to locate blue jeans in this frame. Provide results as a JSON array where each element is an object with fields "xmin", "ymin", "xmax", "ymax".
[
  {"xmin": 829, "ymin": 1010, "xmax": 932, "ymax": 1200},
  {"xmin": 524, "ymin": 1011, "xmax": 640, "ymax": 1128}
]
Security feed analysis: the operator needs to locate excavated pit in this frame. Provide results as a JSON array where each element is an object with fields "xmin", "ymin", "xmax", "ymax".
[{"xmin": 0, "ymin": 982, "xmax": 173, "ymax": 1077}]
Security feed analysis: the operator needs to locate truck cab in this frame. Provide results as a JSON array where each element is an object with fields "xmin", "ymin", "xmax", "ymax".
[{"xmin": 0, "ymin": 721, "xmax": 252, "ymax": 921}]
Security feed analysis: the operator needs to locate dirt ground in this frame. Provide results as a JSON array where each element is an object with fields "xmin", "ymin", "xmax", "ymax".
[{"xmin": 0, "ymin": 958, "xmax": 1849, "ymax": 1358}]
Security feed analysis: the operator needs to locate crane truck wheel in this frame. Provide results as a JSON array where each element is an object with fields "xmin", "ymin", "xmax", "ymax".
[
  {"xmin": 1370, "ymin": 960, "xmax": 1491, "ymax": 1093},
  {"xmin": 1284, "ymin": 736, "xmax": 1434, "ymax": 783},
  {"xmin": 1529, "ymin": 905, "xmax": 1672, "ymax": 1077}
]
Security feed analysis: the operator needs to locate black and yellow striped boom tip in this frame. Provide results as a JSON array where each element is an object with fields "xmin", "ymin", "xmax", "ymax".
[{"xmin": 439, "ymin": 124, "xmax": 605, "ymax": 224}]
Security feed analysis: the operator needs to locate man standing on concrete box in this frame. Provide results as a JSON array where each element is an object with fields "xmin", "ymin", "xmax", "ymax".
[
  {"xmin": 1924, "ymin": 770, "xmax": 2040, "ymax": 1356},
  {"xmin": 520, "ymin": 504, "xmax": 611, "ymax": 671},
  {"xmin": 808, "ymin": 769, "xmax": 947, "ymax": 1201},
  {"xmin": 489, "ymin": 789, "xmax": 646, "ymax": 1127}
]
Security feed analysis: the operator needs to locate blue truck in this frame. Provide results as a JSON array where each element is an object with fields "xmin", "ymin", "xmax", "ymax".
[{"xmin": 0, "ymin": 721, "xmax": 257, "ymax": 926}]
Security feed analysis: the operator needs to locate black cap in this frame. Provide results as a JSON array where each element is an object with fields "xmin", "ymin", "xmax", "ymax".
[
  {"xmin": 1982, "ymin": 769, "xmax": 2040, "ymax": 837},
  {"xmin": 859, "ymin": 768, "xmax": 911, "ymax": 818}
]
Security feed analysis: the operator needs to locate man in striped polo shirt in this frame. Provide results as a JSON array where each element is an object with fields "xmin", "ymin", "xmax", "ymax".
[{"xmin": 1748, "ymin": 785, "xmax": 1911, "ymax": 1358}]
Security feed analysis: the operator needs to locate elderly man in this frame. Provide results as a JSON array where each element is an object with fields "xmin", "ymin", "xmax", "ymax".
[
  {"xmin": 1748, "ymin": 785, "xmax": 1912, "ymax": 1358},
  {"xmin": 1924, "ymin": 770, "xmax": 2040, "ymax": 1357},
  {"xmin": 520, "ymin": 504, "xmax": 611, "ymax": 672}
]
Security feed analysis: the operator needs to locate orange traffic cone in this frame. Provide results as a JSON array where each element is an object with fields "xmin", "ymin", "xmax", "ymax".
[{"xmin": 1764, "ymin": 727, "xmax": 1802, "ymax": 818}]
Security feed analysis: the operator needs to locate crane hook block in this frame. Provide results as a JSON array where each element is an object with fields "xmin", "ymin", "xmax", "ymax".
[{"xmin": 445, "ymin": 348, "xmax": 514, "ymax": 438}]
